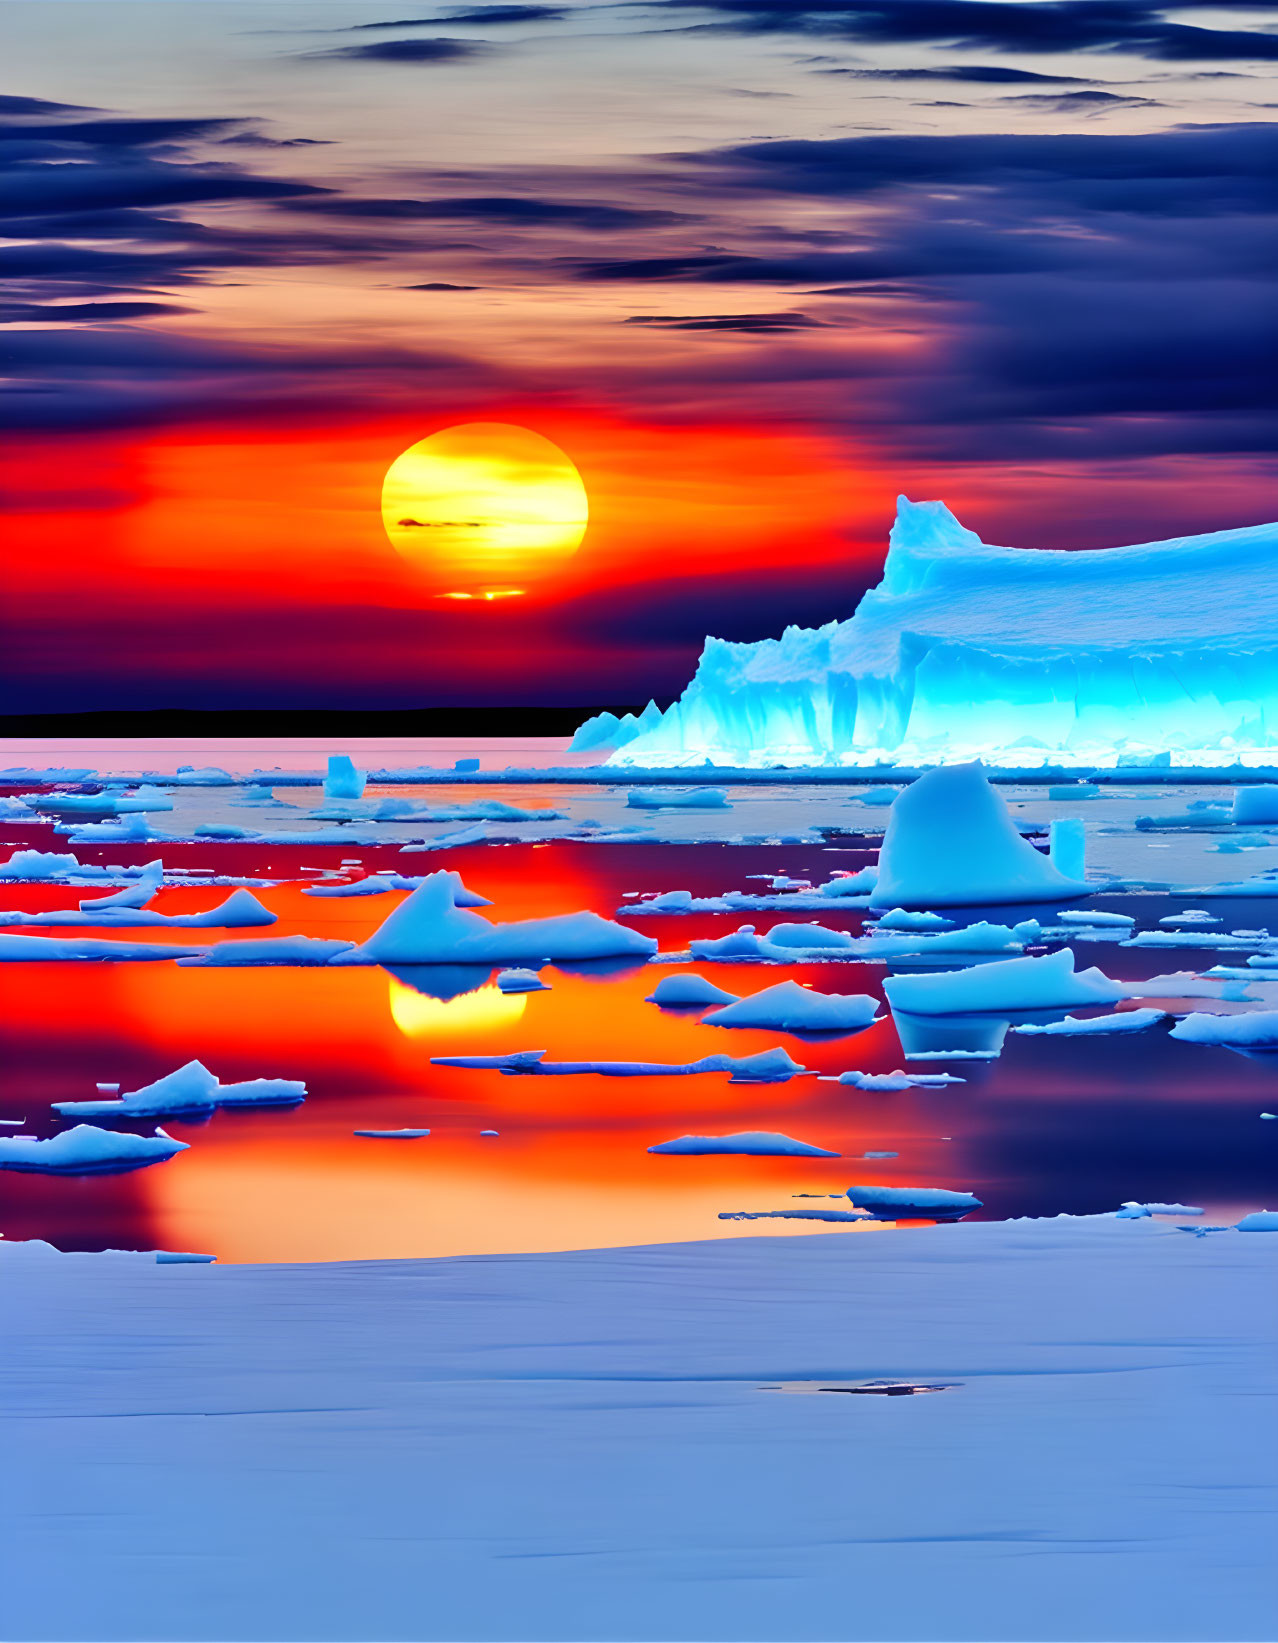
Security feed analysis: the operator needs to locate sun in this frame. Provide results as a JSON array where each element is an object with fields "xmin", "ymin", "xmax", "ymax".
[{"xmin": 382, "ymin": 423, "xmax": 588, "ymax": 595}]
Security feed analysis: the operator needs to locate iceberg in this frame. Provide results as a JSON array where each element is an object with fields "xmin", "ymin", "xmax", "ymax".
[
  {"xmin": 645, "ymin": 973, "xmax": 740, "ymax": 1007},
  {"xmin": 1231, "ymin": 787, "xmax": 1278, "ymax": 824},
  {"xmin": 0, "ymin": 1124, "xmax": 188, "ymax": 1175},
  {"xmin": 53, "ymin": 1061, "xmax": 307, "ymax": 1117},
  {"xmin": 334, "ymin": 871, "xmax": 656, "ymax": 966},
  {"xmin": 604, "ymin": 497, "xmax": 1278, "ymax": 768},
  {"xmin": 871, "ymin": 765, "xmax": 1089, "ymax": 908},
  {"xmin": 178, "ymin": 936, "xmax": 355, "ymax": 967},
  {"xmin": 78, "ymin": 860, "xmax": 164, "ymax": 911},
  {"xmin": 495, "ymin": 967, "xmax": 549, "ymax": 993},
  {"xmin": 883, "ymin": 947, "xmax": 1126, "ymax": 1016},
  {"xmin": 846, "ymin": 1184, "xmax": 982, "ymax": 1220},
  {"xmin": 702, "ymin": 980, "xmax": 879, "ymax": 1033},
  {"xmin": 431, "ymin": 1047, "xmax": 809, "ymax": 1081},
  {"xmin": 324, "ymin": 755, "xmax": 367, "ymax": 801},
  {"xmin": 1014, "ymin": 1008, "xmax": 1167, "ymax": 1036},
  {"xmin": 648, "ymin": 1131, "xmax": 839, "ymax": 1157},
  {"xmin": 625, "ymin": 787, "xmax": 731, "ymax": 810},
  {"xmin": 1169, "ymin": 1011, "xmax": 1278, "ymax": 1047},
  {"xmin": 569, "ymin": 699, "xmax": 662, "ymax": 752}
]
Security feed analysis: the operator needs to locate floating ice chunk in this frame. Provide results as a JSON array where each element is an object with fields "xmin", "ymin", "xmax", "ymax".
[
  {"xmin": 1055, "ymin": 909, "xmax": 1136, "ymax": 928},
  {"xmin": 1170, "ymin": 1012, "xmax": 1278, "ymax": 1047},
  {"xmin": 0, "ymin": 850, "xmax": 91, "ymax": 880},
  {"xmin": 324, "ymin": 755, "xmax": 367, "ymax": 801},
  {"xmin": 54, "ymin": 1060, "xmax": 219, "ymax": 1118},
  {"xmin": 883, "ymin": 947, "xmax": 1124, "ymax": 1016},
  {"xmin": 816, "ymin": 868, "xmax": 878, "ymax": 897},
  {"xmin": 1048, "ymin": 783, "xmax": 1100, "ymax": 800},
  {"xmin": 832, "ymin": 1069, "xmax": 965, "ymax": 1089},
  {"xmin": 871, "ymin": 765, "xmax": 1089, "ymax": 910},
  {"xmin": 703, "ymin": 980, "xmax": 879, "ymax": 1033},
  {"xmin": 625, "ymin": 787, "xmax": 731, "ymax": 810},
  {"xmin": 1014, "ymin": 1008, "xmax": 1167, "ymax": 1036},
  {"xmin": 1135, "ymin": 807, "xmax": 1232, "ymax": 830},
  {"xmin": 1127, "ymin": 971, "xmax": 1257, "ymax": 999},
  {"xmin": 849, "ymin": 787, "xmax": 900, "ymax": 806},
  {"xmin": 398, "ymin": 822, "xmax": 491, "ymax": 853},
  {"xmin": 1117, "ymin": 1201, "xmax": 1204, "ymax": 1217},
  {"xmin": 870, "ymin": 909, "xmax": 955, "ymax": 931},
  {"xmin": 0, "ymin": 934, "xmax": 203, "ymax": 963},
  {"xmin": 20, "ymin": 785, "xmax": 174, "ymax": 817},
  {"xmin": 761, "ymin": 922, "xmax": 856, "ymax": 951},
  {"xmin": 648, "ymin": 1132, "xmax": 839, "ymax": 1157},
  {"xmin": 77, "ymin": 859, "xmax": 164, "ymax": 911},
  {"xmin": 1231, "ymin": 788, "xmax": 1278, "ymax": 825},
  {"xmin": 354, "ymin": 1129, "xmax": 431, "ymax": 1139},
  {"xmin": 214, "ymin": 1078, "xmax": 307, "ymax": 1109},
  {"xmin": 1235, "ymin": 1211, "xmax": 1278, "ymax": 1231},
  {"xmin": 1122, "ymin": 929, "xmax": 1259, "ymax": 949},
  {"xmin": 432, "ymin": 1047, "xmax": 809, "ymax": 1082},
  {"xmin": 1184, "ymin": 876, "xmax": 1278, "ymax": 896},
  {"xmin": 55, "ymin": 1061, "xmax": 305, "ymax": 1116},
  {"xmin": 719, "ymin": 1208, "xmax": 869, "ymax": 1223},
  {"xmin": 1159, "ymin": 909, "xmax": 1220, "ymax": 926},
  {"xmin": 0, "ymin": 1125, "xmax": 188, "ymax": 1175},
  {"xmin": 860, "ymin": 1150, "xmax": 899, "ymax": 1158},
  {"xmin": 303, "ymin": 877, "xmax": 397, "ymax": 898},
  {"xmin": 496, "ymin": 968, "xmax": 549, "ymax": 993},
  {"xmin": 1050, "ymin": 817, "xmax": 1087, "ymax": 882},
  {"xmin": 1262, "ymin": 1112, "xmax": 1276, "ymax": 1119},
  {"xmin": 645, "ymin": 973, "xmax": 740, "ymax": 1007},
  {"xmin": 689, "ymin": 925, "xmax": 769, "ymax": 960},
  {"xmin": 156, "ymin": 1251, "xmax": 216, "ymax": 1263},
  {"xmin": 336, "ymin": 871, "xmax": 656, "ymax": 965},
  {"xmin": 479, "ymin": 1129, "xmax": 499, "ymax": 1137},
  {"xmin": 570, "ymin": 700, "xmax": 662, "ymax": 752},
  {"xmin": 179, "ymin": 936, "xmax": 355, "ymax": 967},
  {"xmin": 863, "ymin": 920, "xmax": 1036, "ymax": 957},
  {"xmin": 846, "ymin": 1185, "xmax": 982, "ymax": 1220}
]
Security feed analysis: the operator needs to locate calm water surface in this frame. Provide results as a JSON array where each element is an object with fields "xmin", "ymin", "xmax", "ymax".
[{"xmin": 1, "ymin": 830, "xmax": 1274, "ymax": 1261}]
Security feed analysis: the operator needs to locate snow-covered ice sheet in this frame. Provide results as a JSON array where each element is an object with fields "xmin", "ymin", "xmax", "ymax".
[{"xmin": 2, "ymin": 1217, "xmax": 1274, "ymax": 1641}]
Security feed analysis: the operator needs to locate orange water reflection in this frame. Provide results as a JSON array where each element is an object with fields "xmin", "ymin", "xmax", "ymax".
[{"xmin": 1, "ymin": 838, "xmax": 1266, "ymax": 1260}]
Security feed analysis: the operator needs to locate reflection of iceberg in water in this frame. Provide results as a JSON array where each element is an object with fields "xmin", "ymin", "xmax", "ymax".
[
  {"xmin": 604, "ymin": 497, "xmax": 1278, "ymax": 768},
  {"xmin": 894, "ymin": 1011, "xmax": 1011, "ymax": 1061},
  {"xmin": 387, "ymin": 973, "xmax": 527, "ymax": 1037}
]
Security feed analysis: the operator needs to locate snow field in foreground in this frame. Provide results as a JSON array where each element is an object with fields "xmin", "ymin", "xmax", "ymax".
[{"xmin": 2, "ymin": 1215, "xmax": 1274, "ymax": 1643}]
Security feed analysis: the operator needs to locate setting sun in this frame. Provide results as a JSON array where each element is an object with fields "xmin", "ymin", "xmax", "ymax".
[{"xmin": 381, "ymin": 423, "xmax": 588, "ymax": 594}]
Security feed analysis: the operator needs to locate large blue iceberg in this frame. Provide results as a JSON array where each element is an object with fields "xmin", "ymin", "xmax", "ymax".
[{"xmin": 604, "ymin": 498, "xmax": 1278, "ymax": 768}]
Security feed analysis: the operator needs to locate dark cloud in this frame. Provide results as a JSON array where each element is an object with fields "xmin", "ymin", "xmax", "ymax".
[
  {"xmin": 310, "ymin": 36, "xmax": 494, "ymax": 62},
  {"xmin": 999, "ymin": 88, "xmax": 1160, "ymax": 109},
  {"xmin": 342, "ymin": 5, "xmax": 567, "ymax": 24},
  {"xmin": 647, "ymin": 0, "xmax": 1278, "ymax": 62},
  {"xmin": 816, "ymin": 64, "xmax": 1095, "ymax": 82},
  {"xmin": 0, "ymin": 300, "xmax": 194, "ymax": 323},
  {"xmin": 286, "ymin": 193, "xmax": 681, "ymax": 230},
  {"xmin": 0, "ymin": 94, "xmax": 100, "ymax": 116},
  {"xmin": 623, "ymin": 311, "xmax": 827, "ymax": 331}
]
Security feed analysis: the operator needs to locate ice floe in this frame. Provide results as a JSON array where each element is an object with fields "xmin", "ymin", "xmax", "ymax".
[
  {"xmin": 431, "ymin": 1047, "xmax": 810, "ymax": 1081},
  {"xmin": 846, "ymin": 1184, "xmax": 982, "ymax": 1220},
  {"xmin": 0, "ymin": 1125, "xmax": 188, "ymax": 1175},
  {"xmin": 702, "ymin": 980, "xmax": 879, "ymax": 1032},
  {"xmin": 871, "ymin": 765, "xmax": 1090, "ymax": 909},
  {"xmin": 884, "ymin": 947, "xmax": 1125, "ymax": 1015},
  {"xmin": 645, "ymin": 973, "xmax": 740, "ymax": 1007},
  {"xmin": 1014, "ymin": 1008, "xmax": 1167, "ymax": 1036},
  {"xmin": 648, "ymin": 1132, "xmax": 839, "ymax": 1157}
]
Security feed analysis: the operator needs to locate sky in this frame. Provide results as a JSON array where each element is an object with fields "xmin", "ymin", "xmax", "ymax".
[{"xmin": 1, "ymin": 0, "xmax": 1275, "ymax": 715}]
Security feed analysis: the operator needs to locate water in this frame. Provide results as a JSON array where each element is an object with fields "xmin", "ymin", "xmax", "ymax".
[{"xmin": 2, "ymin": 800, "xmax": 1274, "ymax": 1261}]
